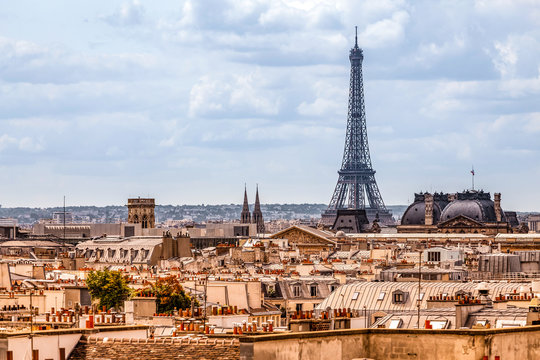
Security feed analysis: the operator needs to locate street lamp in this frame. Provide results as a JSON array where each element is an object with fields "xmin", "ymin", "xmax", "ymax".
[{"xmin": 417, "ymin": 250, "xmax": 423, "ymax": 329}]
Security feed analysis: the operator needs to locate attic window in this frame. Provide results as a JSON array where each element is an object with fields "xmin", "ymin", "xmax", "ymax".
[
  {"xmin": 392, "ymin": 290, "xmax": 407, "ymax": 304},
  {"xmin": 293, "ymin": 285, "xmax": 301, "ymax": 297},
  {"xmin": 377, "ymin": 292, "xmax": 386, "ymax": 301},
  {"xmin": 388, "ymin": 319, "xmax": 403, "ymax": 329},
  {"xmin": 352, "ymin": 292, "xmax": 359, "ymax": 300},
  {"xmin": 429, "ymin": 320, "xmax": 448, "ymax": 329},
  {"xmin": 310, "ymin": 285, "xmax": 318, "ymax": 297}
]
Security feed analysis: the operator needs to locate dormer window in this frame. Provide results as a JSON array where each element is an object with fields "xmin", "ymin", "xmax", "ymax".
[
  {"xmin": 392, "ymin": 290, "xmax": 408, "ymax": 304},
  {"xmin": 292, "ymin": 285, "xmax": 301, "ymax": 297},
  {"xmin": 310, "ymin": 285, "xmax": 318, "ymax": 297}
]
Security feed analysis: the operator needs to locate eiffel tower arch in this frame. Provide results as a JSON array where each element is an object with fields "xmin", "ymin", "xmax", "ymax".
[{"xmin": 322, "ymin": 28, "xmax": 393, "ymax": 226}]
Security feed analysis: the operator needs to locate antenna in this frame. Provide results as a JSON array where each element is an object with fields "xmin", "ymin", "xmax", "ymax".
[
  {"xmin": 355, "ymin": 26, "xmax": 358, "ymax": 47},
  {"xmin": 63, "ymin": 195, "xmax": 66, "ymax": 241},
  {"xmin": 471, "ymin": 166, "xmax": 475, "ymax": 191}
]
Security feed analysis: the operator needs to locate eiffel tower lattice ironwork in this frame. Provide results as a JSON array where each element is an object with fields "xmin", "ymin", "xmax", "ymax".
[{"xmin": 322, "ymin": 28, "xmax": 393, "ymax": 225}]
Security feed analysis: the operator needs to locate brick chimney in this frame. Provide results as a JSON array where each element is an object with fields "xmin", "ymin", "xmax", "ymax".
[
  {"xmin": 494, "ymin": 193, "xmax": 502, "ymax": 222},
  {"xmin": 424, "ymin": 193, "xmax": 434, "ymax": 226}
]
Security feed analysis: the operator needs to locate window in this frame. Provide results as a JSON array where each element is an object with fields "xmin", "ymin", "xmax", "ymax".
[
  {"xmin": 296, "ymin": 303, "xmax": 303, "ymax": 312},
  {"xmin": 293, "ymin": 285, "xmax": 301, "ymax": 297},
  {"xmin": 377, "ymin": 292, "xmax": 386, "ymax": 301},
  {"xmin": 392, "ymin": 292, "xmax": 404, "ymax": 304},
  {"xmin": 429, "ymin": 320, "xmax": 448, "ymax": 329},
  {"xmin": 428, "ymin": 251, "xmax": 441, "ymax": 262},
  {"xmin": 330, "ymin": 285, "xmax": 337, "ymax": 293},
  {"xmin": 310, "ymin": 285, "xmax": 318, "ymax": 297},
  {"xmin": 352, "ymin": 292, "xmax": 360, "ymax": 300},
  {"xmin": 419, "ymin": 293, "xmax": 425, "ymax": 300},
  {"xmin": 388, "ymin": 319, "xmax": 402, "ymax": 329}
]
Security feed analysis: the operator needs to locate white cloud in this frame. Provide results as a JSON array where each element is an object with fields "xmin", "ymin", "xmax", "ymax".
[
  {"xmin": 1, "ymin": 0, "xmax": 540, "ymax": 208},
  {"xmin": 189, "ymin": 71, "xmax": 280, "ymax": 118},
  {"xmin": 0, "ymin": 36, "xmax": 159, "ymax": 84},
  {"xmin": 101, "ymin": 0, "xmax": 146, "ymax": 27},
  {"xmin": 358, "ymin": 10, "xmax": 410, "ymax": 48},
  {"xmin": 0, "ymin": 134, "xmax": 44, "ymax": 153},
  {"xmin": 297, "ymin": 81, "xmax": 345, "ymax": 118},
  {"xmin": 492, "ymin": 40, "xmax": 518, "ymax": 78}
]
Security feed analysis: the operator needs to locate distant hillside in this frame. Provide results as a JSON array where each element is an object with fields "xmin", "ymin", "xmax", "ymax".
[{"xmin": 0, "ymin": 204, "xmax": 409, "ymax": 225}]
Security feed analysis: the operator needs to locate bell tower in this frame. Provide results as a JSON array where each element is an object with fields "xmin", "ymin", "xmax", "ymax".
[{"xmin": 127, "ymin": 197, "xmax": 155, "ymax": 229}]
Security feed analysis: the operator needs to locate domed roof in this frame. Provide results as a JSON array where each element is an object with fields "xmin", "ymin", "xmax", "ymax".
[
  {"xmin": 439, "ymin": 190, "xmax": 504, "ymax": 223},
  {"xmin": 400, "ymin": 193, "xmax": 448, "ymax": 225}
]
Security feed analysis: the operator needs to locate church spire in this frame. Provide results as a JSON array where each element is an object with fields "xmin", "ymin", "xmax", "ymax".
[
  {"xmin": 252, "ymin": 184, "xmax": 265, "ymax": 233},
  {"xmin": 240, "ymin": 184, "xmax": 251, "ymax": 224}
]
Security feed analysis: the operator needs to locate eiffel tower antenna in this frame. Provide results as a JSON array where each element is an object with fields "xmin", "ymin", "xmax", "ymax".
[{"xmin": 322, "ymin": 28, "xmax": 393, "ymax": 225}]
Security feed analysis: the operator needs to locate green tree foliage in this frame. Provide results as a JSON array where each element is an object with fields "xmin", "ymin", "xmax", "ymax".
[
  {"xmin": 149, "ymin": 276, "xmax": 196, "ymax": 314},
  {"xmin": 86, "ymin": 269, "xmax": 131, "ymax": 311}
]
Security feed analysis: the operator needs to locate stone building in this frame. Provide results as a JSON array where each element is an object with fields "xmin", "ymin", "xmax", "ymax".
[
  {"xmin": 252, "ymin": 186, "xmax": 265, "ymax": 234},
  {"xmin": 127, "ymin": 198, "xmax": 155, "ymax": 229},
  {"xmin": 240, "ymin": 186, "xmax": 265, "ymax": 233},
  {"xmin": 269, "ymin": 225, "xmax": 337, "ymax": 256},
  {"xmin": 240, "ymin": 188, "xmax": 251, "ymax": 224},
  {"xmin": 398, "ymin": 190, "xmax": 521, "ymax": 235},
  {"xmin": 75, "ymin": 233, "xmax": 191, "ymax": 268}
]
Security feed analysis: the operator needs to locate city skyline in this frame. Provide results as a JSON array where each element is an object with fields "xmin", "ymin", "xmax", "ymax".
[{"xmin": 1, "ymin": 1, "xmax": 540, "ymax": 211}]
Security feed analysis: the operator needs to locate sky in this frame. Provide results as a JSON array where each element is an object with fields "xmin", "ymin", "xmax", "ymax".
[{"xmin": 1, "ymin": 0, "xmax": 540, "ymax": 211}]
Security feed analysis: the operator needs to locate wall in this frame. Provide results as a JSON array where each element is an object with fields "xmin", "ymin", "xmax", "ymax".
[
  {"xmin": 124, "ymin": 297, "xmax": 156, "ymax": 318},
  {"xmin": 0, "ymin": 325, "xmax": 149, "ymax": 360},
  {"xmin": 239, "ymin": 326, "xmax": 540, "ymax": 360},
  {"xmin": 8, "ymin": 333, "xmax": 81, "ymax": 360},
  {"xmin": 69, "ymin": 337, "xmax": 239, "ymax": 360}
]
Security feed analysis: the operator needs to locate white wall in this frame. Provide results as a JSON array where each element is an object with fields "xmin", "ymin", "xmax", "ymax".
[{"xmin": 8, "ymin": 333, "xmax": 81, "ymax": 360}]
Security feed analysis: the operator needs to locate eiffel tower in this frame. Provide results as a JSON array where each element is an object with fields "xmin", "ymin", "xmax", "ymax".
[{"xmin": 322, "ymin": 28, "xmax": 393, "ymax": 226}]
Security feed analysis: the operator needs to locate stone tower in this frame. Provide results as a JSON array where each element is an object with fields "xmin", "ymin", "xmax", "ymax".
[
  {"xmin": 252, "ymin": 185, "xmax": 265, "ymax": 234},
  {"xmin": 424, "ymin": 193, "xmax": 434, "ymax": 226},
  {"xmin": 240, "ymin": 186, "xmax": 251, "ymax": 224},
  {"xmin": 127, "ymin": 197, "xmax": 155, "ymax": 229}
]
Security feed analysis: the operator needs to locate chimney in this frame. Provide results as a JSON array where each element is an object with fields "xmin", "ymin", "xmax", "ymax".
[
  {"xmin": 424, "ymin": 193, "xmax": 434, "ymax": 226},
  {"xmin": 494, "ymin": 193, "xmax": 502, "ymax": 222},
  {"xmin": 448, "ymin": 193, "xmax": 456, "ymax": 202}
]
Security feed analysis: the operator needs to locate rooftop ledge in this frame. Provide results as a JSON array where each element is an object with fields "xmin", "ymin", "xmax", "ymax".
[
  {"xmin": 238, "ymin": 325, "xmax": 540, "ymax": 343},
  {"xmin": 0, "ymin": 325, "xmax": 149, "ymax": 338}
]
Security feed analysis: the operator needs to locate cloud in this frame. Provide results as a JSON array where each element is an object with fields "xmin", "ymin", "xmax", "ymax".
[
  {"xmin": 358, "ymin": 10, "xmax": 410, "ymax": 48},
  {"xmin": 297, "ymin": 80, "xmax": 345, "ymax": 118},
  {"xmin": 0, "ymin": 36, "xmax": 159, "ymax": 84},
  {"xmin": 100, "ymin": 1, "xmax": 146, "ymax": 27},
  {"xmin": 189, "ymin": 71, "xmax": 280, "ymax": 118},
  {"xmin": 0, "ymin": 134, "xmax": 44, "ymax": 153},
  {"xmin": 1, "ymin": 0, "xmax": 540, "ymax": 209}
]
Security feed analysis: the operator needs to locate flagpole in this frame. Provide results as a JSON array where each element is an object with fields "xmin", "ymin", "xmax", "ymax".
[{"xmin": 471, "ymin": 167, "xmax": 475, "ymax": 191}]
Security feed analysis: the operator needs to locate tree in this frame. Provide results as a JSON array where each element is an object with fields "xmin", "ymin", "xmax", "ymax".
[
  {"xmin": 148, "ymin": 276, "xmax": 195, "ymax": 314},
  {"xmin": 86, "ymin": 269, "xmax": 131, "ymax": 311}
]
